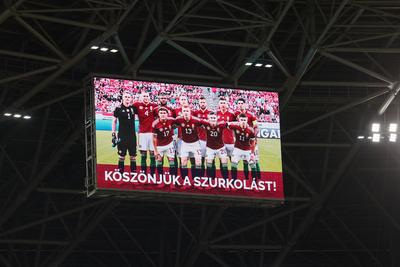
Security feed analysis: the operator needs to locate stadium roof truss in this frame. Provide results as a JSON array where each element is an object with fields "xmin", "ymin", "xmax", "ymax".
[{"xmin": 0, "ymin": 0, "xmax": 400, "ymax": 266}]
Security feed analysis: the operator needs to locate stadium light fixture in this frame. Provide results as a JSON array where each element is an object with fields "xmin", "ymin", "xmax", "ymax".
[
  {"xmin": 367, "ymin": 136, "xmax": 372, "ymax": 140},
  {"xmin": 245, "ymin": 62, "xmax": 253, "ymax": 66},
  {"xmin": 372, "ymin": 133, "xmax": 381, "ymax": 143},
  {"xmin": 255, "ymin": 63, "xmax": 263, "ymax": 67},
  {"xmin": 265, "ymin": 64, "xmax": 273, "ymax": 68},
  {"xmin": 110, "ymin": 49, "xmax": 118, "ymax": 53},
  {"xmin": 4, "ymin": 113, "xmax": 12, "ymax": 117},
  {"xmin": 357, "ymin": 136, "xmax": 365, "ymax": 139},
  {"xmin": 100, "ymin": 47, "xmax": 109, "ymax": 52},
  {"xmin": 13, "ymin": 114, "xmax": 22, "ymax": 118},
  {"xmin": 389, "ymin": 133, "xmax": 397, "ymax": 142},
  {"xmin": 90, "ymin": 45, "xmax": 99, "ymax": 50},
  {"xmin": 371, "ymin": 123, "xmax": 380, "ymax": 133},
  {"xmin": 23, "ymin": 115, "xmax": 31, "ymax": 119},
  {"xmin": 389, "ymin": 123, "xmax": 398, "ymax": 133}
]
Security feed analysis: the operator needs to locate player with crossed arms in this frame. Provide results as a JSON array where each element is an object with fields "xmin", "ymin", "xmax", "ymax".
[
  {"xmin": 227, "ymin": 114, "xmax": 257, "ymax": 180},
  {"xmin": 152, "ymin": 107, "xmax": 177, "ymax": 176},
  {"xmin": 174, "ymin": 107, "xmax": 202, "ymax": 178},
  {"xmin": 199, "ymin": 112, "xmax": 229, "ymax": 179}
]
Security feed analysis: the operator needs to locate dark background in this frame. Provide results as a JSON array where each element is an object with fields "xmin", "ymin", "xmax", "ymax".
[{"xmin": 0, "ymin": 0, "xmax": 399, "ymax": 266}]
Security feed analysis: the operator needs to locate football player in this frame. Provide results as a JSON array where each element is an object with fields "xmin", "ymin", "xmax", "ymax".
[
  {"xmin": 217, "ymin": 96, "xmax": 236, "ymax": 157},
  {"xmin": 193, "ymin": 96, "xmax": 209, "ymax": 176},
  {"xmin": 235, "ymin": 98, "xmax": 260, "ymax": 179},
  {"xmin": 154, "ymin": 92, "xmax": 174, "ymax": 118},
  {"xmin": 152, "ymin": 108, "xmax": 177, "ymax": 175},
  {"xmin": 111, "ymin": 92, "xmax": 137, "ymax": 173},
  {"xmin": 200, "ymin": 112, "xmax": 229, "ymax": 179},
  {"xmin": 227, "ymin": 114, "xmax": 256, "ymax": 180},
  {"xmin": 133, "ymin": 92, "xmax": 158, "ymax": 174},
  {"xmin": 174, "ymin": 107, "xmax": 202, "ymax": 178}
]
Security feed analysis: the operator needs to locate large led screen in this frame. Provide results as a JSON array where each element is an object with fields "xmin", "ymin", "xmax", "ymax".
[{"xmin": 92, "ymin": 77, "xmax": 283, "ymax": 202}]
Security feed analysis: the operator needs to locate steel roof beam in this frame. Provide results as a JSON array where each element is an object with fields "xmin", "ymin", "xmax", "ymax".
[
  {"xmin": 17, "ymin": 13, "xmax": 107, "ymax": 31},
  {"xmin": 271, "ymin": 142, "xmax": 361, "ymax": 267},
  {"xmin": 0, "ymin": 65, "xmax": 57, "ymax": 85},
  {"xmin": 9, "ymin": 0, "xmax": 139, "ymax": 109},
  {"xmin": 182, "ymin": 207, "xmax": 225, "ymax": 267},
  {"xmin": 165, "ymin": 39, "xmax": 229, "ymax": 78},
  {"xmin": 169, "ymin": 36, "xmax": 259, "ymax": 48},
  {"xmin": 282, "ymin": 89, "xmax": 390, "ymax": 136},
  {"xmin": 231, "ymin": 0, "xmax": 294, "ymax": 81},
  {"xmin": 42, "ymin": 201, "xmax": 119, "ymax": 267},
  {"xmin": 0, "ymin": 49, "xmax": 61, "ymax": 63},
  {"xmin": 15, "ymin": 16, "xmax": 67, "ymax": 60},
  {"xmin": 319, "ymin": 51, "xmax": 394, "ymax": 84},
  {"xmin": 126, "ymin": 0, "xmax": 199, "ymax": 75},
  {"xmin": 0, "ymin": 0, "xmax": 25, "ymax": 24},
  {"xmin": 280, "ymin": 0, "xmax": 351, "ymax": 110}
]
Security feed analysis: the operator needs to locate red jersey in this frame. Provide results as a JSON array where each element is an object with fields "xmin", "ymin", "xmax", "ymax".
[
  {"xmin": 229, "ymin": 124, "xmax": 255, "ymax": 151},
  {"xmin": 200, "ymin": 121, "xmax": 225, "ymax": 149},
  {"xmin": 193, "ymin": 108, "xmax": 210, "ymax": 141},
  {"xmin": 152, "ymin": 118, "xmax": 175, "ymax": 146},
  {"xmin": 133, "ymin": 102, "xmax": 157, "ymax": 133},
  {"xmin": 234, "ymin": 111, "xmax": 258, "ymax": 128},
  {"xmin": 153, "ymin": 105, "xmax": 174, "ymax": 118},
  {"xmin": 175, "ymin": 116, "xmax": 201, "ymax": 143},
  {"xmin": 173, "ymin": 107, "xmax": 184, "ymax": 118},
  {"xmin": 217, "ymin": 110, "xmax": 235, "ymax": 144}
]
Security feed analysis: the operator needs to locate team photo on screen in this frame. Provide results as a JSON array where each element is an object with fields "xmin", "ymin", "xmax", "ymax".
[{"xmin": 93, "ymin": 77, "xmax": 283, "ymax": 200}]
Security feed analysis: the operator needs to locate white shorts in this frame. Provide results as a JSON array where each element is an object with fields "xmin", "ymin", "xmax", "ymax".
[
  {"xmin": 180, "ymin": 140, "xmax": 201, "ymax": 158},
  {"xmin": 199, "ymin": 140, "xmax": 207, "ymax": 157},
  {"xmin": 225, "ymin": 144, "xmax": 234, "ymax": 157},
  {"xmin": 157, "ymin": 142, "xmax": 175, "ymax": 158},
  {"xmin": 232, "ymin": 147, "xmax": 252, "ymax": 163},
  {"xmin": 206, "ymin": 147, "xmax": 227, "ymax": 160},
  {"xmin": 138, "ymin": 132, "xmax": 154, "ymax": 151}
]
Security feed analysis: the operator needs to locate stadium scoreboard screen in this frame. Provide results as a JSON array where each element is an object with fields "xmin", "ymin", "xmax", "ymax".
[{"xmin": 85, "ymin": 76, "xmax": 284, "ymax": 205}]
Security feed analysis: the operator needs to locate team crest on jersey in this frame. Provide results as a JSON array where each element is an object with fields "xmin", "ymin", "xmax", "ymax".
[
  {"xmin": 236, "ymin": 130, "xmax": 240, "ymax": 134},
  {"xmin": 160, "ymin": 128, "xmax": 164, "ymax": 132},
  {"xmin": 191, "ymin": 124, "xmax": 195, "ymax": 128},
  {"xmin": 139, "ymin": 106, "xmax": 143, "ymax": 109},
  {"xmin": 206, "ymin": 126, "xmax": 210, "ymax": 130},
  {"xmin": 181, "ymin": 123, "xmax": 185, "ymax": 127},
  {"xmin": 150, "ymin": 106, "xmax": 153, "ymax": 110}
]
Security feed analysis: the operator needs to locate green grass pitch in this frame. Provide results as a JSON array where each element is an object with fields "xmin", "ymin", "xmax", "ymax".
[{"xmin": 96, "ymin": 130, "xmax": 282, "ymax": 172}]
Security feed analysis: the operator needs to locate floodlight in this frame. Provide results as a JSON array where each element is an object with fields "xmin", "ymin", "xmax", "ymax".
[
  {"xmin": 100, "ymin": 47, "xmax": 108, "ymax": 52},
  {"xmin": 389, "ymin": 123, "xmax": 398, "ymax": 133},
  {"xmin": 110, "ymin": 49, "xmax": 118, "ymax": 53},
  {"xmin": 372, "ymin": 133, "xmax": 381, "ymax": 142},
  {"xmin": 23, "ymin": 115, "xmax": 31, "ymax": 119},
  {"xmin": 389, "ymin": 133, "xmax": 397, "ymax": 142},
  {"xmin": 371, "ymin": 123, "xmax": 380, "ymax": 133},
  {"xmin": 254, "ymin": 63, "xmax": 263, "ymax": 67},
  {"xmin": 265, "ymin": 64, "xmax": 273, "ymax": 68},
  {"xmin": 4, "ymin": 113, "xmax": 12, "ymax": 117},
  {"xmin": 357, "ymin": 136, "xmax": 365, "ymax": 139},
  {"xmin": 245, "ymin": 62, "xmax": 252, "ymax": 66},
  {"xmin": 13, "ymin": 114, "xmax": 22, "ymax": 118},
  {"xmin": 90, "ymin": 45, "xmax": 99, "ymax": 50},
  {"xmin": 367, "ymin": 136, "xmax": 372, "ymax": 139}
]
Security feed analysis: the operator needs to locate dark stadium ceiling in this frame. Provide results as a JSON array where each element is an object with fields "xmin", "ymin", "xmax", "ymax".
[{"xmin": 1, "ymin": 0, "xmax": 400, "ymax": 266}]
